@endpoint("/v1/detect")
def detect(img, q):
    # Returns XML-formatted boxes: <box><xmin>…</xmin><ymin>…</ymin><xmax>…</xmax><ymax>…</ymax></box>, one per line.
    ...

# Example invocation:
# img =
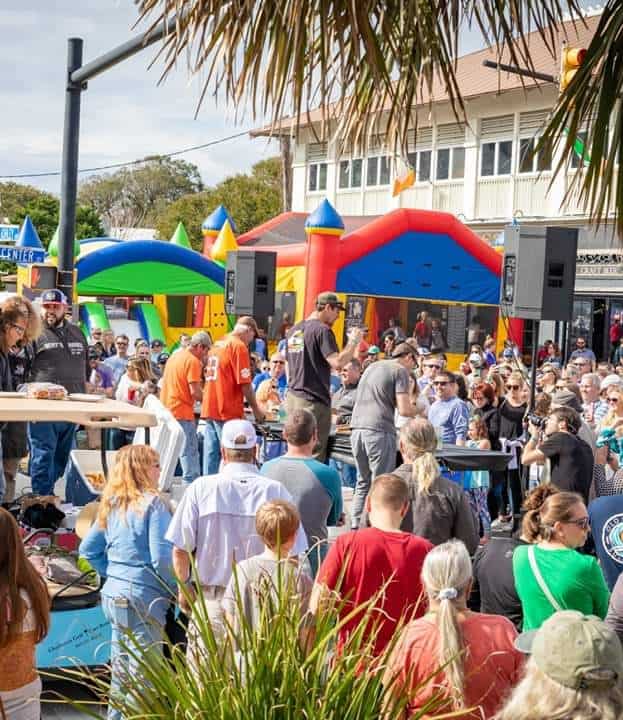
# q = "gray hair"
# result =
<box><xmin>190</xmin><ymin>331</ymin><xmax>212</xmax><ymax>348</ymax></box>
<box><xmin>582</xmin><ymin>373</ymin><xmax>601</xmax><ymax>390</ymax></box>
<box><xmin>421</xmin><ymin>541</ymin><xmax>473</xmax><ymax>708</ymax></box>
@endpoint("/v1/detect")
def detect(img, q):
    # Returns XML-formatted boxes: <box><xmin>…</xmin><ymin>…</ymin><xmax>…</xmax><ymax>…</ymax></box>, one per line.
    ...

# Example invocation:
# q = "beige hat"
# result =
<box><xmin>75</xmin><ymin>501</ymin><xmax>100</xmax><ymax>540</ymax></box>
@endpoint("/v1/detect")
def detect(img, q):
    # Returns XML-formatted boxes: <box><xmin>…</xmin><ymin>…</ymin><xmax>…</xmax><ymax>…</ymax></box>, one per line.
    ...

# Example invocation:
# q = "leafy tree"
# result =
<box><xmin>155</xmin><ymin>157</ymin><xmax>283</xmax><ymax>249</ymax></box>
<box><xmin>0</xmin><ymin>182</ymin><xmax>47</xmax><ymax>222</ymax></box>
<box><xmin>78</xmin><ymin>156</ymin><xmax>203</xmax><ymax>230</ymax></box>
<box><xmin>138</xmin><ymin>0</ymin><xmax>623</xmax><ymax>234</ymax></box>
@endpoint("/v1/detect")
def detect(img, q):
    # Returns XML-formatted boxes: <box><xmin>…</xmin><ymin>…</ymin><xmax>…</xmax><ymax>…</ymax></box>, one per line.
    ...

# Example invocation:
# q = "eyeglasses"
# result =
<box><xmin>506</xmin><ymin>384</ymin><xmax>521</xmax><ymax>390</ymax></box>
<box><xmin>10</xmin><ymin>323</ymin><xmax>26</xmax><ymax>335</ymax></box>
<box><xmin>567</xmin><ymin>516</ymin><xmax>590</xmax><ymax>530</ymax></box>
<box><xmin>116</xmin><ymin>342</ymin><xmax>128</xmax><ymax>347</ymax></box>
<box><xmin>433</xmin><ymin>380</ymin><xmax>449</xmax><ymax>386</ymax></box>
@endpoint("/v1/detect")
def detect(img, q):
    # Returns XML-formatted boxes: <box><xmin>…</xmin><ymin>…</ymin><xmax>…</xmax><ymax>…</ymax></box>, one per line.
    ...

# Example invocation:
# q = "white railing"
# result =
<box><xmin>432</xmin><ymin>181</ymin><xmax>464</xmax><ymax>214</ymax></box>
<box><xmin>475</xmin><ymin>177</ymin><xmax>513</xmax><ymax>219</ymax></box>
<box><xmin>335</xmin><ymin>192</ymin><xmax>362</xmax><ymax>215</ymax></box>
<box><xmin>513</xmin><ymin>175</ymin><xmax>555</xmax><ymax>217</ymax></box>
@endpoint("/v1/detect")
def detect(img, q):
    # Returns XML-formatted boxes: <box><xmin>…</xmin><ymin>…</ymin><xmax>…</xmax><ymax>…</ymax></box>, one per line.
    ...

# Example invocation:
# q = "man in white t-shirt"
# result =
<box><xmin>166</xmin><ymin>419</ymin><xmax>307</xmax><ymax>653</ymax></box>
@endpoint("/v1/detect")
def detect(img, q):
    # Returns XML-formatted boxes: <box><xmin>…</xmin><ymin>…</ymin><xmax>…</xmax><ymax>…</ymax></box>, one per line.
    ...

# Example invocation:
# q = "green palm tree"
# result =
<box><xmin>138</xmin><ymin>0</ymin><xmax>622</xmax><ymax>235</ymax></box>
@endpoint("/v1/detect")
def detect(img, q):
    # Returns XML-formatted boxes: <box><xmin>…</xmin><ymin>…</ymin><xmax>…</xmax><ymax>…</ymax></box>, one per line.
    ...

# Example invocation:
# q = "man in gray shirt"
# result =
<box><xmin>349</xmin><ymin>343</ymin><xmax>416</xmax><ymax>529</ymax></box>
<box><xmin>261</xmin><ymin>409</ymin><xmax>343</xmax><ymax>575</ymax></box>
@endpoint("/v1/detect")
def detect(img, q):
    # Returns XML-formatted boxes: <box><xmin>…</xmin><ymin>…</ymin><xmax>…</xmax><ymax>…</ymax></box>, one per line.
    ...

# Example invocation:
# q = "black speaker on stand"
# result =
<box><xmin>499</xmin><ymin>225</ymin><xmax>578</xmax><ymax>411</ymax></box>
<box><xmin>225</xmin><ymin>250</ymin><xmax>277</xmax><ymax>321</ymax></box>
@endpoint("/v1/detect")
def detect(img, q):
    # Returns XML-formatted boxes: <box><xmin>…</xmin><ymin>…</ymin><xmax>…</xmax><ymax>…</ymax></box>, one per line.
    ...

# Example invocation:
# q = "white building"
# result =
<box><xmin>252</xmin><ymin>12</ymin><xmax>623</xmax><ymax>358</ymax></box>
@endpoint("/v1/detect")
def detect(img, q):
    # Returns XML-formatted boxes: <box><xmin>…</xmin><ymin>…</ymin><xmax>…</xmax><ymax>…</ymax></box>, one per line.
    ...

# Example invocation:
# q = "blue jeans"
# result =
<box><xmin>102</xmin><ymin>595</ymin><xmax>164</xmax><ymax>720</ymax></box>
<box><xmin>202</xmin><ymin>419</ymin><xmax>225</xmax><ymax>476</ymax></box>
<box><xmin>28</xmin><ymin>421</ymin><xmax>76</xmax><ymax>496</ymax></box>
<box><xmin>178</xmin><ymin>419</ymin><xmax>200</xmax><ymax>483</ymax></box>
<box><xmin>329</xmin><ymin>459</ymin><xmax>357</xmax><ymax>489</ymax></box>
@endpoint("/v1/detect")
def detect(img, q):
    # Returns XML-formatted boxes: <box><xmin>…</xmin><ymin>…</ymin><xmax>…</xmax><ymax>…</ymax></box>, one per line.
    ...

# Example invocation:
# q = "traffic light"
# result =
<box><xmin>560</xmin><ymin>45</ymin><xmax>586</xmax><ymax>92</ymax></box>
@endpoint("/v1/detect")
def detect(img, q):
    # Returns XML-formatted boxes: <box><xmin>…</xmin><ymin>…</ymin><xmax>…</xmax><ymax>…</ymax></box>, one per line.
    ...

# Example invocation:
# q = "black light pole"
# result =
<box><xmin>57</xmin><ymin>14</ymin><xmax>185</xmax><ymax>305</ymax></box>
<box><xmin>57</xmin><ymin>38</ymin><xmax>84</xmax><ymax>305</ymax></box>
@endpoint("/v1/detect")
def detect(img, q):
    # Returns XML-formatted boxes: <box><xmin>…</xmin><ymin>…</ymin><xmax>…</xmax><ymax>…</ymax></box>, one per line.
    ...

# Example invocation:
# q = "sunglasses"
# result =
<box><xmin>608</xmin><ymin>397</ymin><xmax>621</xmax><ymax>404</ymax></box>
<box><xmin>116</xmin><ymin>342</ymin><xmax>128</xmax><ymax>346</ymax></box>
<box><xmin>567</xmin><ymin>516</ymin><xmax>590</xmax><ymax>530</ymax></box>
<box><xmin>506</xmin><ymin>384</ymin><xmax>521</xmax><ymax>390</ymax></box>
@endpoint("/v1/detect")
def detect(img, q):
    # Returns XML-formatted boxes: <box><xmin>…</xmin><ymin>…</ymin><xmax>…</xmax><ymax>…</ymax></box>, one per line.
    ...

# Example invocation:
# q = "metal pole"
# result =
<box><xmin>481</xmin><ymin>59</ymin><xmax>556</xmax><ymax>84</ymax></box>
<box><xmin>529</xmin><ymin>319</ymin><xmax>540</xmax><ymax>412</ymax></box>
<box><xmin>58</xmin><ymin>38</ymin><xmax>83</xmax><ymax>305</ymax></box>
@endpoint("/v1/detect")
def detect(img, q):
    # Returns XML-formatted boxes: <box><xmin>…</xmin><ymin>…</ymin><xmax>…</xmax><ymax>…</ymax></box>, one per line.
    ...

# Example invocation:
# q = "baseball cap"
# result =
<box><xmin>601</xmin><ymin>374</ymin><xmax>623</xmax><ymax>392</ymax></box>
<box><xmin>150</xmin><ymin>339</ymin><xmax>164</xmax><ymax>349</ymax></box>
<box><xmin>316</xmin><ymin>291</ymin><xmax>345</xmax><ymax>311</ymax></box>
<box><xmin>502</xmin><ymin>347</ymin><xmax>514</xmax><ymax>360</ymax></box>
<box><xmin>515</xmin><ymin>611</ymin><xmax>623</xmax><ymax>690</ymax></box>
<box><xmin>41</xmin><ymin>289</ymin><xmax>68</xmax><ymax>305</ymax></box>
<box><xmin>391</xmin><ymin>342</ymin><xmax>417</xmax><ymax>360</ymax></box>
<box><xmin>551</xmin><ymin>388</ymin><xmax>583</xmax><ymax>413</ymax></box>
<box><xmin>468</xmin><ymin>352</ymin><xmax>483</xmax><ymax>366</ymax></box>
<box><xmin>417</xmin><ymin>347</ymin><xmax>431</xmax><ymax>356</ymax></box>
<box><xmin>157</xmin><ymin>352</ymin><xmax>170</xmax><ymax>364</ymax></box>
<box><xmin>221</xmin><ymin>419</ymin><xmax>257</xmax><ymax>449</ymax></box>
<box><xmin>368</xmin><ymin>345</ymin><xmax>380</xmax><ymax>355</ymax></box>
<box><xmin>236</xmin><ymin>316</ymin><xmax>259</xmax><ymax>336</ymax></box>
<box><xmin>88</xmin><ymin>348</ymin><xmax>100</xmax><ymax>360</ymax></box>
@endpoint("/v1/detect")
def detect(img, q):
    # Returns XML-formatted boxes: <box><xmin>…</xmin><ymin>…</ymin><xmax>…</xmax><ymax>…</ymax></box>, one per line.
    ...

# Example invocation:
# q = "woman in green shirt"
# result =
<box><xmin>513</xmin><ymin>490</ymin><xmax>610</xmax><ymax>630</ymax></box>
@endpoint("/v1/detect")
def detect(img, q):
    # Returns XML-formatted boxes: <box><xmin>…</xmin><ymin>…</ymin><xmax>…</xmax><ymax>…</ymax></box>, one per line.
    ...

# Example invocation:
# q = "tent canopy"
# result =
<box><xmin>76</xmin><ymin>241</ymin><xmax>225</xmax><ymax>296</ymax></box>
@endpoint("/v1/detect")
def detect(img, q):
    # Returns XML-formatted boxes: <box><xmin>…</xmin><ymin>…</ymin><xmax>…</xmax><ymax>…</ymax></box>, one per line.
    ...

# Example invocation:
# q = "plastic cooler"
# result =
<box><xmin>65</xmin><ymin>450</ymin><xmax>118</xmax><ymax>505</ymax></box>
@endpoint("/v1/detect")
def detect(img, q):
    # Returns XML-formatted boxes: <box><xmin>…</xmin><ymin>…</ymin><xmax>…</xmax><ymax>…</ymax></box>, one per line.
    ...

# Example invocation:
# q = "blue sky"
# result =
<box><xmin>0</xmin><ymin>0</ymin><xmax>276</xmax><ymax>195</ymax></box>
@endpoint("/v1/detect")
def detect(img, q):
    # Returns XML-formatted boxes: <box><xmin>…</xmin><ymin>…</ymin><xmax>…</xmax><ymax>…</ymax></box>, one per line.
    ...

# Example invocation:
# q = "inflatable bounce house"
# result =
<box><xmin>236</xmin><ymin>199</ymin><xmax>523</xmax><ymax>365</ymax></box>
<box><xmin>12</xmin><ymin>199</ymin><xmax>521</xmax><ymax>363</ymax></box>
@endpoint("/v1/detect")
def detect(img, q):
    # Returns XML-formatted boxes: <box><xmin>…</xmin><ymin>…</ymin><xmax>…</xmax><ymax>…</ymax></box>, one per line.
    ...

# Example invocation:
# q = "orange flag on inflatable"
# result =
<box><xmin>392</xmin><ymin>168</ymin><xmax>415</xmax><ymax>197</ymax></box>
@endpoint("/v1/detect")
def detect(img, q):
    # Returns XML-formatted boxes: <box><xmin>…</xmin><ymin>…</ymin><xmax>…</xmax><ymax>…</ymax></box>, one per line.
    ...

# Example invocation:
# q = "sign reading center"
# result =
<box><xmin>0</xmin><ymin>245</ymin><xmax>46</xmax><ymax>264</ymax></box>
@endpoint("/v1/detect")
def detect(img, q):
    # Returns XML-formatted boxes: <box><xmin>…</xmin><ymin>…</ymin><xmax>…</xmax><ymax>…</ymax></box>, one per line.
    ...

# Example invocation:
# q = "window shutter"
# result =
<box><xmin>436</xmin><ymin>123</ymin><xmax>466</xmax><ymax>146</ymax></box>
<box><xmin>307</xmin><ymin>142</ymin><xmax>328</xmax><ymax>161</ymax></box>
<box><xmin>481</xmin><ymin>115</ymin><xmax>514</xmax><ymax>139</ymax></box>
<box><xmin>407</xmin><ymin>127</ymin><xmax>433</xmax><ymax>150</ymax></box>
<box><xmin>519</xmin><ymin>110</ymin><xmax>549</xmax><ymax>135</ymax></box>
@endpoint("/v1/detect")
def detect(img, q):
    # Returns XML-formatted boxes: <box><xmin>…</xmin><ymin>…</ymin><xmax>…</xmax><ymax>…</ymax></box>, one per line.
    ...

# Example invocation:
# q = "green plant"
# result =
<box><xmin>49</xmin><ymin>562</ymin><xmax>457</xmax><ymax>719</ymax></box>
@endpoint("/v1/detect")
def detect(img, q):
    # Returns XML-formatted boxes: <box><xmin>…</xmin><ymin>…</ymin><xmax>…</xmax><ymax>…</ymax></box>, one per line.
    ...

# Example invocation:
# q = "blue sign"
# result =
<box><xmin>0</xmin><ymin>224</ymin><xmax>19</xmax><ymax>242</ymax></box>
<box><xmin>0</xmin><ymin>244</ymin><xmax>46</xmax><ymax>264</ymax></box>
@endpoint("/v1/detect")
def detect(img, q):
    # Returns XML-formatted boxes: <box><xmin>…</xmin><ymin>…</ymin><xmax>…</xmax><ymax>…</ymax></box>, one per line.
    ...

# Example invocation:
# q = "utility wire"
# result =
<box><xmin>0</xmin><ymin>130</ymin><xmax>251</xmax><ymax>180</ymax></box>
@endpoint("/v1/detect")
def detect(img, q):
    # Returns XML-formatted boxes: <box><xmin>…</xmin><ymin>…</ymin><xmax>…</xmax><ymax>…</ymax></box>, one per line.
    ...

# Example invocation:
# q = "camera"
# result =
<box><xmin>526</xmin><ymin>412</ymin><xmax>545</xmax><ymax>428</ymax></box>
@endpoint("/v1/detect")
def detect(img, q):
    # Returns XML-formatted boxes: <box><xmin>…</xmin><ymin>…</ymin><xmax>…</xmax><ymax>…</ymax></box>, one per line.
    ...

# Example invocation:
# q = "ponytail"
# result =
<box><xmin>400</xmin><ymin>418</ymin><xmax>440</xmax><ymax>495</ymax></box>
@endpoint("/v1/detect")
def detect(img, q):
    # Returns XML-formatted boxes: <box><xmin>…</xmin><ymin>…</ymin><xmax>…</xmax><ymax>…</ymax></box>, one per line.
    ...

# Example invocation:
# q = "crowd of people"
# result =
<box><xmin>3</xmin><ymin>289</ymin><xmax>623</xmax><ymax>719</ymax></box>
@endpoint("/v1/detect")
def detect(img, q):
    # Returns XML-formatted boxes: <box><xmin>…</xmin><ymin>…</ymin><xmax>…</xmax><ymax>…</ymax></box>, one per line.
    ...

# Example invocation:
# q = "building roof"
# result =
<box><xmin>250</xmin><ymin>14</ymin><xmax>600</xmax><ymax>138</ymax></box>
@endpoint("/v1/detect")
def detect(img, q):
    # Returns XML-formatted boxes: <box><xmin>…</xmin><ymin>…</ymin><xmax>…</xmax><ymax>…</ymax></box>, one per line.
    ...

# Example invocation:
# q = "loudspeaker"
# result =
<box><xmin>500</xmin><ymin>225</ymin><xmax>578</xmax><ymax>321</ymax></box>
<box><xmin>225</xmin><ymin>250</ymin><xmax>277</xmax><ymax>317</ymax></box>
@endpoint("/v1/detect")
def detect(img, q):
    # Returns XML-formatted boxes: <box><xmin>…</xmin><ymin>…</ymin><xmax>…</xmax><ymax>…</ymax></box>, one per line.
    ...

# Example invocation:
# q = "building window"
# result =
<box><xmin>407</xmin><ymin>150</ymin><xmax>432</xmax><ymax>181</ymax></box>
<box><xmin>366</xmin><ymin>155</ymin><xmax>391</xmax><ymax>187</ymax></box>
<box><xmin>308</xmin><ymin>162</ymin><xmax>327</xmax><ymax>192</ymax></box>
<box><xmin>519</xmin><ymin>137</ymin><xmax>552</xmax><ymax>173</ymax></box>
<box><xmin>339</xmin><ymin>158</ymin><xmax>363</xmax><ymax>189</ymax></box>
<box><xmin>436</xmin><ymin>146</ymin><xmax>465</xmax><ymax>181</ymax></box>
<box><xmin>481</xmin><ymin>140</ymin><xmax>513</xmax><ymax>177</ymax></box>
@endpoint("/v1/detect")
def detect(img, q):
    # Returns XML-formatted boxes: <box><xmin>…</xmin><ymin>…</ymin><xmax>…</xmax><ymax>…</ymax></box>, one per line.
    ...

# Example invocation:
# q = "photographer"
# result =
<box><xmin>521</xmin><ymin>406</ymin><xmax>594</xmax><ymax>504</ymax></box>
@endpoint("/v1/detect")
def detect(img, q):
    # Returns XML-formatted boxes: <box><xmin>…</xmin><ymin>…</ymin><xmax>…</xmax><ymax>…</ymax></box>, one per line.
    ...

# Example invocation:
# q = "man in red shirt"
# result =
<box><xmin>160</xmin><ymin>331</ymin><xmax>211</xmax><ymax>483</ymax></box>
<box><xmin>310</xmin><ymin>473</ymin><xmax>433</xmax><ymax>657</ymax></box>
<box><xmin>201</xmin><ymin>316</ymin><xmax>265</xmax><ymax>475</ymax></box>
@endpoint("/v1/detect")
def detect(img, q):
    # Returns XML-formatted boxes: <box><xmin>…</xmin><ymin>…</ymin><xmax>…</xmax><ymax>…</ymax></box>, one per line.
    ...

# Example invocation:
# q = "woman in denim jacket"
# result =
<box><xmin>80</xmin><ymin>445</ymin><xmax>175</xmax><ymax>720</ymax></box>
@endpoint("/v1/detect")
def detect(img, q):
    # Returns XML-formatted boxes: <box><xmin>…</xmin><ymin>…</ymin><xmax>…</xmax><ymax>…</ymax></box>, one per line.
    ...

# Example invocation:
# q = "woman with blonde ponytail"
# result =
<box><xmin>364</xmin><ymin>418</ymin><xmax>478</xmax><ymax>552</ymax></box>
<box><xmin>385</xmin><ymin>540</ymin><xmax>523</xmax><ymax>719</ymax></box>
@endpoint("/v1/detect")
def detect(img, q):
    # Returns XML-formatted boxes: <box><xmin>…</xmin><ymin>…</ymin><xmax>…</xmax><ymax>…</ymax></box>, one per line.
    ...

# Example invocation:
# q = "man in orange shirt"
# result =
<box><xmin>161</xmin><ymin>331</ymin><xmax>212</xmax><ymax>483</ymax></box>
<box><xmin>201</xmin><ymin>316</ymin><xmax>265</xmax><ymax>475</ymax></box>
